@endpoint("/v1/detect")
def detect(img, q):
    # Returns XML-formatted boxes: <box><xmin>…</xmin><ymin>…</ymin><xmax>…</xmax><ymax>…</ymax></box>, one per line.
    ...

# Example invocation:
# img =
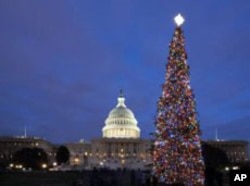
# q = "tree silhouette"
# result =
<box><xmin>13</xmin><ymin>148</ymin><xmax>48</xmax><ymax>170</ymax></box>
<box><xmin>56</xmin><ymin>146</ymin><xmax>70</xmax><ymax>165</ymax></box>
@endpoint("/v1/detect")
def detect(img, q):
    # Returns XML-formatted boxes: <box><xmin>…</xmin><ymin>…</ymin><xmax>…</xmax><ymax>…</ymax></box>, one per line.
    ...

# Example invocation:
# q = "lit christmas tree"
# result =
<box><xmin>152</xmin><ymin>14</ymin><xmax>205</xmax><ymax>185</ymax></box>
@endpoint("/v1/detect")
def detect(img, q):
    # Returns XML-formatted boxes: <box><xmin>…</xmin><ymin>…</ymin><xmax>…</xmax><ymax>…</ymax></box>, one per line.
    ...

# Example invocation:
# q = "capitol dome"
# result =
<box><xmin>102</xmin><ymin>91</ymin><xmax>140</xmax><ymax>138</ymax></box>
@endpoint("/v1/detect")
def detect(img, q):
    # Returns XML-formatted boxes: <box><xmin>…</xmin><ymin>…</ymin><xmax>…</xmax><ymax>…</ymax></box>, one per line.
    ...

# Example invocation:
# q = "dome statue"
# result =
<box><xmin>102</xmin><ymin>90</ymin><xmax>140</xmax><ymax>138</ymax></box>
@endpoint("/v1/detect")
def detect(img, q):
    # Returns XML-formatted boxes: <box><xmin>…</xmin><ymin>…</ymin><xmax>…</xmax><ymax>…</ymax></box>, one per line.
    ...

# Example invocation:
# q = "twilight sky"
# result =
<box><xmin>0</xmin><ymin>1</ymin><xmax>250</xmax><ymax>143</ymax></box>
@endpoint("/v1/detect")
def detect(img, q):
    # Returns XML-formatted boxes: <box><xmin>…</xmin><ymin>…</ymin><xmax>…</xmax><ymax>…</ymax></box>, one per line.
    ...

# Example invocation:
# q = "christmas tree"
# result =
<box><xmin>152</xmin><ymin>14</ymin><xmax>205</xmax><ymax>185</ymax></box>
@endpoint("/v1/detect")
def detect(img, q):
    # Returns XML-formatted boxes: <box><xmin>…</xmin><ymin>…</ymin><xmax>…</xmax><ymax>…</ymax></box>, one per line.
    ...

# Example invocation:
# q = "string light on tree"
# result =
<box><xmin>152</xmin><ymin>14</ymin><xmax>205</xmax><ymax>185</ymax></box>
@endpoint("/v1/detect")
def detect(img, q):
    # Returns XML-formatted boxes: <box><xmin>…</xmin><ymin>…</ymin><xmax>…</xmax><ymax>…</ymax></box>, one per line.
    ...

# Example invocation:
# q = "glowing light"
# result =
<box><xmin>74</xmin><ymin>158</ymin><xmax>79</xmax><ymax>163</ymax></box>
<box><xmin>42</xmin><ymin>163</ymin><xmax>47</xmax><ymax>169</ymax></box>
<box><xmin>232</xmin><ymin>166</ymin><xmax>239</xmax><ymax>170</ymax></box>
<box><xmin>15</xmin><ymin>164</ymin><xmax>23</xmax><ymax>169</ymax></box>
<box><xmin>174</xmin><ymin>14</ymin><xmax>185</xmax><ymax>26</ymax></box>
<box><xmin>121</xmin><ymin>159</ymin><xmax>125</xmax><ymax>164</ymax></box>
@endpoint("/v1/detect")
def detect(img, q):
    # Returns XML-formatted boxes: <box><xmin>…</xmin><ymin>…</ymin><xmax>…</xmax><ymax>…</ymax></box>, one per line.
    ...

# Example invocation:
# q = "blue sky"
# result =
<box><xmin>0</xmin><ymin>0</ymin><xmax>250</xmax><ymax>143</ymax></box>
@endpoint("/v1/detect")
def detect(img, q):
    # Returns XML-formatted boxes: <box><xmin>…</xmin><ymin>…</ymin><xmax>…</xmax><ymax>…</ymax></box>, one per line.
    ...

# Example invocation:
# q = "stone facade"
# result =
<box><xmin>88</xmin><ymin>138</ymin><xmax>151</xmax><ymax>170</ymax></box>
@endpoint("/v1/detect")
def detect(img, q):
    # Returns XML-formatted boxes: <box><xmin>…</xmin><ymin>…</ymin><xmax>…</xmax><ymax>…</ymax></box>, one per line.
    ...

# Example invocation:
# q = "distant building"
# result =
<box><xmin>204</xmin><ymin>140</ymin><xmax>248</xmax><ymax>163</ymax></box>
<box><xmin>0</xmin><ymin>136</ymin><xmax>56</xmax><ymax>165</ymax></box>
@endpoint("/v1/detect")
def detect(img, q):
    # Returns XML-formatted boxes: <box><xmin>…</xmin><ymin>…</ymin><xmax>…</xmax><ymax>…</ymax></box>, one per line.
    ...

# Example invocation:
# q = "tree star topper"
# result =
<box><xmin>174</xmin><ymin>14</ymin><xmax>185</xmax><ymax>26</ymax></box>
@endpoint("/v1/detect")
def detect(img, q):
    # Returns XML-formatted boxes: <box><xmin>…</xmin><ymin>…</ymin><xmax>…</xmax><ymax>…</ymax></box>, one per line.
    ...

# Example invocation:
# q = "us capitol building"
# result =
<box><xmin>0</xmin><ymin>91</ymin><xmax>248</xmax><ymax>170</ymax></box>
<box><xmin>65</xmin><ymin>91</ymin><xmax>152</xmax><ymax>170</ymax></box>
